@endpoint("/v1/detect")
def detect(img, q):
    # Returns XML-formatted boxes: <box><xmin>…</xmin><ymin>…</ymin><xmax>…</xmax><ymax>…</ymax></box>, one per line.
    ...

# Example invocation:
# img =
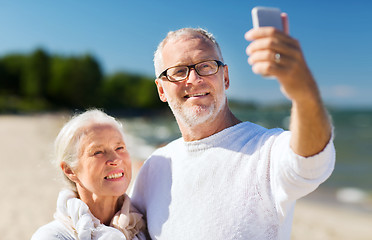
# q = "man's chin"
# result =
<box><xmin>167</xmin><ymin>100</ymin><xmax>220</xmax><ymax>126</ymax></box>
<box><xmin>179</xmin><ymin>106</ymin><xmax>215</xmax><ymax>127</ymax></box>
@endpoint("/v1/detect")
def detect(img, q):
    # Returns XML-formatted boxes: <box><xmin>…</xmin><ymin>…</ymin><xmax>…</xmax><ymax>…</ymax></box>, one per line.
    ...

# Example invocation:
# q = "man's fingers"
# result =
<box><xmin>281</xmin><ymin>13</ymin><xmax>289</xmax><ymax>35</ymax></box>
<box><xmin>246</xmin><ymin>37</ymin><xmax>299</xmax><ymax>61</ymax></box>
<box><xmin>248</xmin><ymin>50</ymin><xmax>288</xmax><ymax>66</ymax></box>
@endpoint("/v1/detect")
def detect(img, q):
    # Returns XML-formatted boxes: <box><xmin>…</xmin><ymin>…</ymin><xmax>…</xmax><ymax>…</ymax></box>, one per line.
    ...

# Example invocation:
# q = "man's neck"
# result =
<box><xmin>179</xmin><ymin>108</ymin><xmax>241</xmax><ymax>142</ymax></box>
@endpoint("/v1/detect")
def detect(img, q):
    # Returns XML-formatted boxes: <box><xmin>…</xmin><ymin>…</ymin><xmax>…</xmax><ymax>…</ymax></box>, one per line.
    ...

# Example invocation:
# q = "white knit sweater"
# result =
<box><xmin>131</xmin><ymin>121</ymin><xmax>335</xmax><ymax>240</ymax></box>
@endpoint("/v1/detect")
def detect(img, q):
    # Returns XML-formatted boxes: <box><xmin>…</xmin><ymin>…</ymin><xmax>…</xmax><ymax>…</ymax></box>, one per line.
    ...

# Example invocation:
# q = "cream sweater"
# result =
<box><xmin>131</xmin><ymin>121</ymin><xmax>335</xmax><ymax>240</ymax></box>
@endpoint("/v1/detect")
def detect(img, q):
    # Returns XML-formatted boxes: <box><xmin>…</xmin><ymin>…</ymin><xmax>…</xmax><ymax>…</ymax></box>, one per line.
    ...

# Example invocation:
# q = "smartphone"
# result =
<box><xmin>251</xmin><ymin>7</ymin><xmax>283</xmax><ymax>31</ymax></box>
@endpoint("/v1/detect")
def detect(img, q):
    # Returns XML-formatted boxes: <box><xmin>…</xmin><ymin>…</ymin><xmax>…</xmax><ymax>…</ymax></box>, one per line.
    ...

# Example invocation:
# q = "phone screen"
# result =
<box><xmin>252</xmin><ymin>7</ymin><xmax>283</xmax><ymax>31</ymax></box>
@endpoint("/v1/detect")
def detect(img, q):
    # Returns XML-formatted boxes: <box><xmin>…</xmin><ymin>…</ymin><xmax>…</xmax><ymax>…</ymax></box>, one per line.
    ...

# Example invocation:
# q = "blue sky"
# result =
<box><xmin>1</xmin><ymin>0</ymin><xmax>371</xmax><ymax>108</ymax></box>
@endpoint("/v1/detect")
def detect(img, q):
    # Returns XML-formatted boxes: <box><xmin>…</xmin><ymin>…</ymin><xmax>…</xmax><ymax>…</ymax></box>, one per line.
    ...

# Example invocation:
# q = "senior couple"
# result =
<box><xmin>32</xmin><ymin>14</ymin><xmax>335</xmax><ymax>240</ymax></box>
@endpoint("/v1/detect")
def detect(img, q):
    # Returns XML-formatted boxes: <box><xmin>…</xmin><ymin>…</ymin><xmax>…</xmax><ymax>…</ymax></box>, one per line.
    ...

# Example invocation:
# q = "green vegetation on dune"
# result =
<box><xmin>0</xmin><ymin>48</ymin><xmax>166</xmax><ymax>113</ymax></box>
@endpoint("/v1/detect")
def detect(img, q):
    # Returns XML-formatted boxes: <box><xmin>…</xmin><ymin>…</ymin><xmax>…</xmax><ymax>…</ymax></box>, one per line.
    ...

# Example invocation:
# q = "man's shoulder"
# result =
<box><xmin>233</xmin><ymin>121</ymin><xmax>285</xmax><ymax>139</ymax></box>
<box><xmin>152</xmin><ymin>137</ymin><xmax>183</xmax><ymax>155</ymax></box>
<box><xmin>31</xmin><ymin>220</ymin><xmax>75</xmax><ymax>240</ymax></box>
<box><xmin>139</xmin><ymin>137</ymin><xmax>182</xmax><ymax>170</ymax></box>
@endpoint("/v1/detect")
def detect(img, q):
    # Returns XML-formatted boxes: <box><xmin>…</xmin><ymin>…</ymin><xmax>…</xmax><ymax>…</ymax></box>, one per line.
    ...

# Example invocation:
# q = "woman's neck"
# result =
<box><xmin>78</xmin><ymin>190</ymin><xmax>122</xmax><ymax>226</ymax></box>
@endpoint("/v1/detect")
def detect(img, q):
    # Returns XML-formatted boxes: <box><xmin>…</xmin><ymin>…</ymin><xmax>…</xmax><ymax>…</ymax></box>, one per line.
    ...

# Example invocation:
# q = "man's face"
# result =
<box><xmin>155</xmin><ymin>35</ymin><xmax>230</xmax><ymax>127</ymax></box>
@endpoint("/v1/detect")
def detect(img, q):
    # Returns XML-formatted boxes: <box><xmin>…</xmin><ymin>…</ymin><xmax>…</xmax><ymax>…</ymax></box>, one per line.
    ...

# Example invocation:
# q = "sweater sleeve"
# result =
<box><xmin>269</xmin><ymin>131</ymin><xmax>336</xmax><ymax>221</ymax></box>
<box><xmin>129</xmin><ymin>160</ymin><xmax>149</xmax><ymax>217</ymax></box>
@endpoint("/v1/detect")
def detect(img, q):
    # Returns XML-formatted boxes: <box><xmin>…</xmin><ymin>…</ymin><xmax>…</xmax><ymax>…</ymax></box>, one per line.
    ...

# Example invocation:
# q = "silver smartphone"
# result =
<box><xmin>251</xmin><ymin>7</ymin><xmax>283</xmax><ymax>31</ymax></box>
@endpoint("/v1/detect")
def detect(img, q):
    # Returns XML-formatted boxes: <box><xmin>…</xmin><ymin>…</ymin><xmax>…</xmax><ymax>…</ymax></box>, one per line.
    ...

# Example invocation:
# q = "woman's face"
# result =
<box><xmin>73</xmin><ymin>123</ymin><xmax>132</xmax><ymax>198</ymax></box>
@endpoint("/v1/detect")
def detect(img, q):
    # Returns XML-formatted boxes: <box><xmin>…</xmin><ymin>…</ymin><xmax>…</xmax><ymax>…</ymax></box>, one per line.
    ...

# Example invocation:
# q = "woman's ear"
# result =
<box><xmin>61</xmin><ymin>162</ymin><xmax>78</xmax><ymax>182</ymax></box>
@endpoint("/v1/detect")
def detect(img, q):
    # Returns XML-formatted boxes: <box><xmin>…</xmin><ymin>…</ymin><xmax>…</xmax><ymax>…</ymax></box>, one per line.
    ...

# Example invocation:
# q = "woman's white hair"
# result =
<box><xmin>153</xmin><ymin>27</ymin><xmax>224</xmax><ymax>78</ymax></box>
<box><xmin>54</xmin><ymin>109</ymin><xmax>125</xmax><ymax>191</ymax></box>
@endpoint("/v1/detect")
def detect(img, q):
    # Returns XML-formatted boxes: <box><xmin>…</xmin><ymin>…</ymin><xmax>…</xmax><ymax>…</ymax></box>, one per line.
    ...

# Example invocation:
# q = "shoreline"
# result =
<box><xmin>292</xmin><ymin>198</ymin><xmax>372</xmax><ymax>240</ymax></box>
<box><xmin>1</xmin><ymin>113</ymin><xmax>372</xmax><ymax>240</ymax></box>
<box><xmin>301</xmin><ymin>186</ymin><xmax>372</xmax><ymax>214</ymax></box>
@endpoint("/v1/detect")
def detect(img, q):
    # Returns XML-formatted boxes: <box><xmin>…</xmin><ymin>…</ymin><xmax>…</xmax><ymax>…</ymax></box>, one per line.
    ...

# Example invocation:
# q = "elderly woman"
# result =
<box><xmin>32</xmin><ymin>109</ymin><xmax>147</xmax><ymax>240</ymax></box>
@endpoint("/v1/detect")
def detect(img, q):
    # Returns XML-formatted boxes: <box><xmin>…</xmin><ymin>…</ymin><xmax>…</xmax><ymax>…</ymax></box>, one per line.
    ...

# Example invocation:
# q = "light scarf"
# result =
<box><xmin>54</xmin><ymin>189</ymin><xmax>146</xmax><ymax>240</ymax></box>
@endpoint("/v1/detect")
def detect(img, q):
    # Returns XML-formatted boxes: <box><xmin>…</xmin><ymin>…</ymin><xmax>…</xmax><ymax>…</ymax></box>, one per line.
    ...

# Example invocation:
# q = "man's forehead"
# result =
<box><xmin>166</xmin><ymin>33</ymin><xmax>214</xmax><ymax>48</ymax></box>
<box><xmin>163</xmin><ymin>35</ymin><xmax>219</xmax><ymax>62</ymax></box>
<box><xmin>158</xmin><ymin>31</ymin><xmax>223</xmax><ymax>73</ymax></box>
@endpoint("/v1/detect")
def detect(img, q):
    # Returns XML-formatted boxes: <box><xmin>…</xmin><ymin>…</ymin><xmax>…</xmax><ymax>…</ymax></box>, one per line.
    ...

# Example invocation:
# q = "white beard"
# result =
<box><xmin>165</xmin><ymin>91</ymin><xmax>227</xmax><ymax>128</ymax></box>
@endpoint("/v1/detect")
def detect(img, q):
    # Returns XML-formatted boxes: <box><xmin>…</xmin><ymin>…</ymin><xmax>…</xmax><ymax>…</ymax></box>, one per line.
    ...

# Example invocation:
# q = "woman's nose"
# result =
<box><xmin>106</xmin><ymin>152</ymin><xmax>120</xmax><ymax>166</ymax></box>
<box><xmin>107</xmin><ymin>160</ymin><xmax>118</xmax><ymax>166</ymax></box>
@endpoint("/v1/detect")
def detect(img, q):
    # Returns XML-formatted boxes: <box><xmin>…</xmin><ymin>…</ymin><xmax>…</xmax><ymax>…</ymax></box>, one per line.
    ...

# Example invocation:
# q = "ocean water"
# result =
<box><xmin>233</xmin><ymin>108</ymin><xmax>372</xmax><ymax>194</ymax></box>
<box><xmin>327</xmin><ymin>110</ymin><xmax>372</xmax><ymax>192</ymax></box>
<box><xmin>120</xmin><ymin>108</ymin><xmax>372</xmax><ymax>200</ymax></box>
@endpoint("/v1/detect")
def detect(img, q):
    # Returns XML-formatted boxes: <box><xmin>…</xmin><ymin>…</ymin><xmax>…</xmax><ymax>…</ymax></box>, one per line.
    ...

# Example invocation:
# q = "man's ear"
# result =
<box><xmin>223</xmin><ymin>65</ymin><xmax>230</xmax><ymax>90</ymax></box>
<box><xmin>155</xmin><ymin>78</ymin><xmax>167</xmax><ymax>102</ymax></box>
<box><xmin>61</xmin><ymin>162</ymin><xmax>78</xmax><ymax>183</ymax></box>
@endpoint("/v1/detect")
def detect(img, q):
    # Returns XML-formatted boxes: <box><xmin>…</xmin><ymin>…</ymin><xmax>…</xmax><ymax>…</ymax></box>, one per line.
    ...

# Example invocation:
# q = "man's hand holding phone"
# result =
<box><xmin>245</xmin><ymin>6</ymin><xmax>317</xmax><ymax>103</ymax></box>
<box><xmin>246</xmin><ymin>7</ymin><xmax>332</xmax><ymax>158</ymax></box>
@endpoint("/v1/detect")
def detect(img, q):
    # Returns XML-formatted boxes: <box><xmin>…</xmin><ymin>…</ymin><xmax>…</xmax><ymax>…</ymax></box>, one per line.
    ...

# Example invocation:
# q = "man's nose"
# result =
<box><xmin>186</xmin><ymin>68</ymin><xmax>202</xmax><ymax>83</ymax></box>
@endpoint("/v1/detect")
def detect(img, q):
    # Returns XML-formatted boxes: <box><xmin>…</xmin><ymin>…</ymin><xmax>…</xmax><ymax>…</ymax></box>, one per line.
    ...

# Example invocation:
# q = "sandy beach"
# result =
<box><xmin>1</xmin><ymin>114</ymin><xmax>371</xmax><ymax>240</ymax></box>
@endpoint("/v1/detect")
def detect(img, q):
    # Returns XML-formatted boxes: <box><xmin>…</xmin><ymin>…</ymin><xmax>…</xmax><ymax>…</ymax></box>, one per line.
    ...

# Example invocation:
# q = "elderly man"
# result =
<box><xmin>131</xmin><ymin>17</ymin><xmax>335</xmax><ymax>240</ymax></box>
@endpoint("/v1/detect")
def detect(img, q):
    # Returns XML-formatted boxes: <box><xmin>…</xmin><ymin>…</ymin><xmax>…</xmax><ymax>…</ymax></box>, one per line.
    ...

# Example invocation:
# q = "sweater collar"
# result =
<box><xmin>182</xmin><ymin>122</ymin><xmax>252</xmax><ymax>152</ymax></box>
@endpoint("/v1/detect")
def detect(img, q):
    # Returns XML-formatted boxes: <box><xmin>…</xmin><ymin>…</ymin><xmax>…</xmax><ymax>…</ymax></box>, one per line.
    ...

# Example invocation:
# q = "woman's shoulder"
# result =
<box><xmin>31</xmin><ymin>220</ymin><xmax>75</xmax><ymax>240</ymax></box>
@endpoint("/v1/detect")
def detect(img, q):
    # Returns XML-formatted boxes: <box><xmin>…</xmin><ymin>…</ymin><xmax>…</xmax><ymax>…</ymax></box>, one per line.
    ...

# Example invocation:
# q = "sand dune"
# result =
<box><xmin>1</xmin><ymin>114</ymin><xmax>371</xmax><ymax>240</ymax></box>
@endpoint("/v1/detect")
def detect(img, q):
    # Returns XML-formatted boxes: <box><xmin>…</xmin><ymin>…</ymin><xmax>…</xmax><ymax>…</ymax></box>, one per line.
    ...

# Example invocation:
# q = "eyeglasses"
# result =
<box><xmin>158</xmin><ymin>60</ymin><xmax>225</xmax><ymax>82</ymax></box>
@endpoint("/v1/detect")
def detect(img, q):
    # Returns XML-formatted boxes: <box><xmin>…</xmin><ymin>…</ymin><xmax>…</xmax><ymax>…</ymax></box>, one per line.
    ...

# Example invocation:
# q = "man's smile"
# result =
<box><xmin>184</xmin><ymin>92</ymin><xmax>210</xmax><ymax>99</ymax></box>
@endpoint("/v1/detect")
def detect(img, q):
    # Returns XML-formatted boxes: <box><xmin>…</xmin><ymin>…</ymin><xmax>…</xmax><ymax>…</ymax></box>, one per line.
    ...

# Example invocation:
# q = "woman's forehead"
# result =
<box><xmin>80</xmin><ymin>124</ymin><xmax>124</xmax><ymax>144</ymax></box>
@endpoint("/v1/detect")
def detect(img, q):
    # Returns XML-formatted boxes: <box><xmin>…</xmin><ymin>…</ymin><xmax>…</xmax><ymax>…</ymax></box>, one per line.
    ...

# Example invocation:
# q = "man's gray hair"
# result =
<box><xmin>153</xmin><ymin>27</ymin><xmax>224</xmax><ymax>77</ymax></box>
<box><xmin>53</xmin><ymin>109</ymin><xmax>125</xmax><ymax>192</ymax></box>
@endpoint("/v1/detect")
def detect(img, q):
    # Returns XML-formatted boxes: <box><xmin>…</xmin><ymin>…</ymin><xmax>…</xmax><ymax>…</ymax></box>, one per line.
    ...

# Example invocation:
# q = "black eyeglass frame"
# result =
<box><xmin>158</xmin><ymin>60</ymin><xmax>225</xmax><ymax>82</ymax></box>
